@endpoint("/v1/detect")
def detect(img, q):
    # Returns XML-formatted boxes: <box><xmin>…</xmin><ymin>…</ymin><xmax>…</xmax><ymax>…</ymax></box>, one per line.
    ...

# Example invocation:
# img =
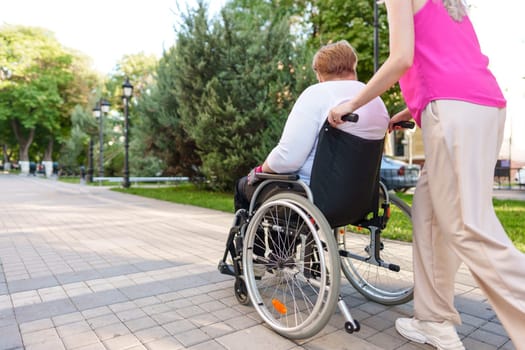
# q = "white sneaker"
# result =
<box><xmin>395</xmin><ymin>318</ymin><xmax>465</xmax><ymax>350</ymax></box>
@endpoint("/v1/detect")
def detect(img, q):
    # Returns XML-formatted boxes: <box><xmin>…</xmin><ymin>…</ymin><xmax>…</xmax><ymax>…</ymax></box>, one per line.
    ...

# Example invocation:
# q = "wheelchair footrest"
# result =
<box><xmin>218</xmin><ymin>260</ymin><xmax>236</xmax><ymax>276</ymax></box>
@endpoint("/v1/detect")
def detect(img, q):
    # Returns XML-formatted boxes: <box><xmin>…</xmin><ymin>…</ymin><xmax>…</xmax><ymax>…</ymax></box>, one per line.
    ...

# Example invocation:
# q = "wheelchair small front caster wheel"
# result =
<box><xmin>234</xmin><ymin>278</ymin><xmax>250</xmax><ymax>305</ymax></box>
<box><xmin>344</xmin><ymin>320</ymin><xmax>360</xmax><ymax>333</ymax></box>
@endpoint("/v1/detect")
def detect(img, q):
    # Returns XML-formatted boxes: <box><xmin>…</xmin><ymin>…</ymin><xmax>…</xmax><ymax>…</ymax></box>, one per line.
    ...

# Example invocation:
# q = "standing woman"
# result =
<box><xmin>328</xmin><ymin>0</ymin><xmax>525</xmax><ymax>349</ymax></box>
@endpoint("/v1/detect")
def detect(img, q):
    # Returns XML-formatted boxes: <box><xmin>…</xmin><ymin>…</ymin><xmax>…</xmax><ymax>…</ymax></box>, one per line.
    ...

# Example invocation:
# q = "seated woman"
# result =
<box><xmin>235</xmin><ymin>40</ymin><xmax>390</xmax><ymax>211</ymax></box>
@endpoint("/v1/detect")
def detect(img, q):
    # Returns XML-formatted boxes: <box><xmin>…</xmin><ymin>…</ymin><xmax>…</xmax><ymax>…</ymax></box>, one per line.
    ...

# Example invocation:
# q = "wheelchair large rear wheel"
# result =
<box><xmin>243</xmin><ymin>193</ymin><xmax>341</xmax><ymax>339</ymax></box>
<box><xmin>339</xmin><ymin>190</ymin><xmax>414</xmax><ymax>305</ymax></box>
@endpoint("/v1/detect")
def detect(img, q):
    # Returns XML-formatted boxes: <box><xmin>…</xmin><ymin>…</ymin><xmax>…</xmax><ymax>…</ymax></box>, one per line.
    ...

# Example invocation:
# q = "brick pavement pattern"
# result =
<box><xmin>0</xmin><ymin>175</ymin><xmax>516</xmax><ymax>350</ymax></box>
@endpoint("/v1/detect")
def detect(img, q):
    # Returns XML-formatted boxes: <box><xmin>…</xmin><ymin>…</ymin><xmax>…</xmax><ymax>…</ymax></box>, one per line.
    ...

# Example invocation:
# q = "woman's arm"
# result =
<box><xmin>262</xmin><ymin>88</ymin><xmax>322</xmax><ymax>174</ymax></box>
<box><xmin>328</xmin><ymin>0</ymin><xmax>415</xmax><ymax>125</ymax></box>
<box><xmin>261</xmin><ymin>161</ymin><xmax>274</xmax><ymax>173</ymax></box>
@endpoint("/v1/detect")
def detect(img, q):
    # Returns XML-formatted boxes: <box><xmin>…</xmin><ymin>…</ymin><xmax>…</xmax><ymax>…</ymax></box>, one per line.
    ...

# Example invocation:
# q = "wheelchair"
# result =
<box><xmin>218</xmin><ymin>117</ymin><xmax>415</xmax><ymax>340</ymax></box>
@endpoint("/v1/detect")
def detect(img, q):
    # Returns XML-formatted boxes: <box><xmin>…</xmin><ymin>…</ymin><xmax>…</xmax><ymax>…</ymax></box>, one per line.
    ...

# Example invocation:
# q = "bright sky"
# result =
<box><xmin>2</xmin><ymin>0</ymin><xmax>524</xmax><ymax>161</ymax></box>
<box><xmin>1</xmin><ymin>0</ymin><xmax>226</xmax><ymax>73</ymax></box>
<box><xmin>469</xmin><ymin>0</ymin><xmax>525</xmax><ymax>162</ymax></box>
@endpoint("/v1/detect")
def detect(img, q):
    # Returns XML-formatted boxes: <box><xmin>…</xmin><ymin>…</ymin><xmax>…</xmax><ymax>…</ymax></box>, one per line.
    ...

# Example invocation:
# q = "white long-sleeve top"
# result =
<box><xmin>266</xmin><ymin>80</ymin><xmax>389</xmax><ymax>185</ymax></box>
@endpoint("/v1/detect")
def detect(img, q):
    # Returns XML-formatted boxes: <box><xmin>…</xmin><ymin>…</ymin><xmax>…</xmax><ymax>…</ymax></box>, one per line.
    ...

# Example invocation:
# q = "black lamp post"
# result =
<box><xmin>87</xmin><ymin>137</ymin><xmax>94</xmax><ymax>183</ymax></box>
<box><xmin>91</xmin><ymin>104</ymin><xmax>101</xmax><ymax>178</ymax></box>
<box><xmin>1</xmin><ymin>67</ymin><xmax>12</xmax><ymax>171</ymax></box>
<box><xmin>122</xmin><ymin>77</ymin><xmax>134</xmax><ymax>188</ymax></box>
<box><xmin>373</xmin><ymin>1</ymin><xmax>379</xmax><ymax>73</ymax></box>
<box><xmin>92</xmin><ymin>99</ymin><xmax>110</xmax><ymax>177</ymax></box>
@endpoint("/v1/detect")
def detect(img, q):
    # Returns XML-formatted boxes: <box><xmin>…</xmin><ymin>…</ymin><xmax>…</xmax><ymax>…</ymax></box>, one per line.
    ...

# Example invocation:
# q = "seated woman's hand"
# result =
<box><xmin>247</xmin><ymin>165</ymin><xmax>263</xmax><ymax>185</ymax></box>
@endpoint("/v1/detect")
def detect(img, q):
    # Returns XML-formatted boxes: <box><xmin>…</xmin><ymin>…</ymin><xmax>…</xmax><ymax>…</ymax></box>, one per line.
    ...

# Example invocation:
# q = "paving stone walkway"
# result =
<box><xmin>0</xmin><ymin>174</ymin><xmax>517</xmax><ymax>350</ymax></box>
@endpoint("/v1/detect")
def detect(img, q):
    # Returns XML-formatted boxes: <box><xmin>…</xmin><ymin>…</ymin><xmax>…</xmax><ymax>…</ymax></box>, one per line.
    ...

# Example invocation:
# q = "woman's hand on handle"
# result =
<box><xmin>328</xmin><ymin>100</ymin><xmax>355</xmax><ymax>127</ymax></box>
<box><xmin>388</xmin><ymin>108</ymin><xmax>413</xmax><ymax>133</ymax></box>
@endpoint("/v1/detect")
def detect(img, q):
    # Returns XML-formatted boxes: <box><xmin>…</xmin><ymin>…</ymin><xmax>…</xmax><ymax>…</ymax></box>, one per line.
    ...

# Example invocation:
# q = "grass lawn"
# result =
<box><xmin>395</xmin><ymin>193</ymin><xmax>525</xmax><ymax>252</ymax></box>
<box><xmin>58</xmin><ymin>176</ymin><xmax>82</xmax><ymax>184</ymax></box>
<box><xmin>112</xmin><ymin>184</ymin><xmax>524</xmax><ymax>252</ymax></box>
<box><xmin>113</xmin><ymin>183</ymin><xmax>234</xmax><ymax>213</ymax></box>
<box><xmin>492</xmin><ymin>198</ymin><xmax>525</xmax><ymax>252</ymax></box>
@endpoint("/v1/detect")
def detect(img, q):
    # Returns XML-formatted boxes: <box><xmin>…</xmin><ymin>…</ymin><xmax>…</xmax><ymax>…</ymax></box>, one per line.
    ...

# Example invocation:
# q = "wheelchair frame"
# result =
<box><xmin>218</xmin><ymin>174</ymin><xmax>414</xmax><ymax>339</ymax></box>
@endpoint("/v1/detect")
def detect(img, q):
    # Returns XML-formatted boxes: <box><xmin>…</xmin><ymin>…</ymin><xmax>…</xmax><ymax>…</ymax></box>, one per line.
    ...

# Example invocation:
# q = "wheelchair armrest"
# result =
<box><xmin>256</xmin><ymin>173</ymin><xmax>299</xmax><ymax>181</ymax></box>
<box><xmin>248</xmin><ymin>173</ymin><xmax>312</xmax><ymax>214</ymax></box>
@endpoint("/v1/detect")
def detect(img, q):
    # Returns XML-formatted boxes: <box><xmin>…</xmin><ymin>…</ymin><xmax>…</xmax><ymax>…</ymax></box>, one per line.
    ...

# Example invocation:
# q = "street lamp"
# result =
<box><xmin>121</xmin><ymin>77</ymin><xmax>134</xmax><ymax>188</ymax></box>
<box><xmin>1</xmin><ymin>67</ymin><xmax>12</xmax><ymax>171</ymax></box>
<box><xmin>92</xmin><ymin>99</ymin><xmax>110</xmax><ymax>178</ymax></box>
<box><xmin>373</xmin><ymin>1</ymin><xmax>379</xmax><ymax>73</ymax></box>
<box><xmin>87</xmin><ymin>137</ymin><xmax>94</xmax><ymax>183</ymax></box>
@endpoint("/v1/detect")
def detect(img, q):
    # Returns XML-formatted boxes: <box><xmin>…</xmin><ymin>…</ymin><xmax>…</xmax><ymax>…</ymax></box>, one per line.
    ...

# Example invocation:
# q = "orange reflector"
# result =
<box><xmin>272</xmin><ymin>299</ymin><xmax>287</xmax><ymax>314</ymax></box>
<box><xmin>339</xmin><ymin>228</ymin><xmax>344</xmax><ymax>235</ymax></box>
<box><xmin>387</xmin><ymin>207</ymin><xmax>391</xmax><ymax>218</ymax></box>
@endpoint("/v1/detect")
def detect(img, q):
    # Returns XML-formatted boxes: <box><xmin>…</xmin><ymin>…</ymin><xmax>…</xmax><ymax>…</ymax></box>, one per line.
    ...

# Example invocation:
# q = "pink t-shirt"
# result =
<box><xmin>399</xmin><ymin>0</ymin><xmax>506</xmax><ymax>127</ymax></box>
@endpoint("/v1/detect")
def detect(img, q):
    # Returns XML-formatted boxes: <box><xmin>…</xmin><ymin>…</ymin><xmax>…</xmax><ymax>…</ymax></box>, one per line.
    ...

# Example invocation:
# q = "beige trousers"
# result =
<box><xmin>412</xmin><ymin>100</ymin><xmax>525</xmax><ymax>347</ymax></box>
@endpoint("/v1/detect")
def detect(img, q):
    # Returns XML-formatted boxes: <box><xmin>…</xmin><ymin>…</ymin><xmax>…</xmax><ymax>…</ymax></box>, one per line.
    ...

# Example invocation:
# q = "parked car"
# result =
<box><xmin>515</xmin><ymin>167</ymin><xmax>525</xmax><ymax>187</ymax></box>
<box><xmin>380</xmin><ymin>155</ymin><xmax>421</xmax><ymax>192</ymax></box>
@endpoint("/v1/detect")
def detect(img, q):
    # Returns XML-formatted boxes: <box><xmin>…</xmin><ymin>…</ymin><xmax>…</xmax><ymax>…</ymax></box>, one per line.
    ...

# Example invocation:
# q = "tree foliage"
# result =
<box><xmin>0</xmin><ymin>25</ymin><xmax>97</xmax><ymax>164</ymax></box>
<box><xmin>1</xmin><ymin>0</ymin><xmax>408</xmax><ymax>184</ymax></box>
<box><xmin>304</xmin><ymin>0</ymin><xmax>405</xmax><ymax>114</ymax></box>
<box><xmin>167</xmin><ymin>0</ymin><xmax>314</xmax><ymax>189</ymax></box>
<box><xmin>131</xmin><ymin>47</ymin><xmax>201</xmax><ymax>178</ymax></box>
<box><xmin>124</xmin><ymin>0</ymin><xmax>402</xmax><ymax>189</ymax></box>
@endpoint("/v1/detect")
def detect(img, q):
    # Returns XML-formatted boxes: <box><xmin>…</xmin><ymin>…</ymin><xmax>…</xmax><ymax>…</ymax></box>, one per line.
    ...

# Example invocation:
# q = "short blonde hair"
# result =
<box><xmin>312</xmin><ymin>40</ymin><xmax>358</xmax><ymax>78</ymax></box>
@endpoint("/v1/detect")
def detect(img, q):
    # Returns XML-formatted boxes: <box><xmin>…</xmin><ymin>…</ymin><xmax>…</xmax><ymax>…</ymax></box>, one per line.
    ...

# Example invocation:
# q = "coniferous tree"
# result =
<box><xmin>173</xmin><ymin>0</ymin><xmax>314</xmax><ymax>190</ymax></box>
<box><xmin>131</xmin><ymin>47</ymin><xmax>202</xmax><ymax>178</ymax></box>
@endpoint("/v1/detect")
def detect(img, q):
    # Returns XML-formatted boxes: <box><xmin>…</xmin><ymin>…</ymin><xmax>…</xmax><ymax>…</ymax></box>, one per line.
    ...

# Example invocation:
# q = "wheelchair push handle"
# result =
<box><xmin>340</xmin><ymin>114</ymin><xmax>414</xmax><ymax>129</ymax></box>
<box><xmin>392</xmin><ymin>121</ymin><xmax>415</xmax><ymax>129</ymax></box>
<box><xmin>342</xmin><ymin>113</ymin><xmax>359</xmax><ymax>123</ymax></box>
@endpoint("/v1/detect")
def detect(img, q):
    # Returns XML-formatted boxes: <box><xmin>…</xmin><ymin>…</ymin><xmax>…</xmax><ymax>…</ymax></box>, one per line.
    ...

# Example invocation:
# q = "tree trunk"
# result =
<box><xmin>2</xmin><ymin>144</ymin><xmax>8</xmax><ymax>163</ymax></box>
<box><xmin>43</xmin><ymin>138</ymin><xmax>54</xmax><ymax>177</ymax></box>
<box><xmin>43</xmin><ymin>138</ymin><xmax>53</xmax><ymax>161</ymax></box>
<box><xmin>11</xmin><ymin>119</ymin><xmax>35</xmax><ymax>162</ymax></box>
<box><xmin>11</xmin><ymin>119</ymin><xmax>35</xmax><ymax>174</ymax></box>
<box><xmin>2</xmin><ymin>144</ymin><xmax>12</xmax><ymax>171</ymax></box>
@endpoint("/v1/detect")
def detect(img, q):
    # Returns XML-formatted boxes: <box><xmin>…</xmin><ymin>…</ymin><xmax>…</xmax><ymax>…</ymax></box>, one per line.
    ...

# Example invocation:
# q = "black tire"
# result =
<box><xmin>234</xmin><ymin>278</ymin><xmax>250</xmax><ymax>305</ymax></box>
<box><xmin>344</xmin><ymin>320</ymin><xmax>360</xmax><ymax>333</ymax></box>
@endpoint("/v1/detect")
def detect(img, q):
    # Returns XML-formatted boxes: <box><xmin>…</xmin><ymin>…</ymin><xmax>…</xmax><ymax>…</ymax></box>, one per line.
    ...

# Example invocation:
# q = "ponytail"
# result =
<box><xmin>443</xmin><ymin>0</ymin><xmax>467</xmax><ymax>21</ymax></box>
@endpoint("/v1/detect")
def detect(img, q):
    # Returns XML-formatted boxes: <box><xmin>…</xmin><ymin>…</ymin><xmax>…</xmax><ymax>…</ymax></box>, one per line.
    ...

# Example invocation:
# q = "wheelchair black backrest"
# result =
<box><xmin>310</xmin><ymin>122</ymin><xmax>384</xmax><ymax>228</ymax></box>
